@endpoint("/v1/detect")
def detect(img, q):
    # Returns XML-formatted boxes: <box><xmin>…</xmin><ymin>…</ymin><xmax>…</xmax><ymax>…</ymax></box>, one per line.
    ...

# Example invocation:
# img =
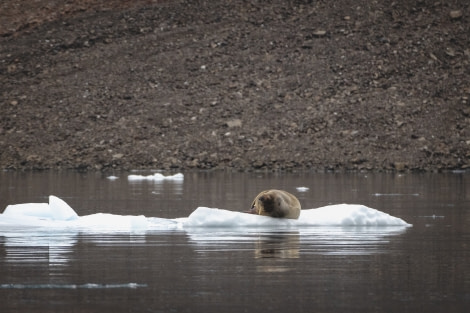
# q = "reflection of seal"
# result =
<box><xmin>247</xmin><ymin>190</ymin><xmax>301</xmax><ymax>219</ymax></box>
<box><xmin>255</xmin><ymin>232</ymin><xmax>300</xmax><ymax>260</ymax></box>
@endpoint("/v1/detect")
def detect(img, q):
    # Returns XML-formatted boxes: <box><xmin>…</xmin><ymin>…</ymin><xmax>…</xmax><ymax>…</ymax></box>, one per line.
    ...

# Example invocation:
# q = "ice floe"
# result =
<box><xmin>0</xmin><ymin>195</ymin><xmax>411</xmax><ymax>232</ymax></box>
<box><xmin>127</xmin><ymin>173</ymin><xmax>184</xmax><ymax>182</ymax></box>
<box><xmin>2</xmin><ymin>196</ymin><xmax>78</xmax><ymax>222</ymax></box>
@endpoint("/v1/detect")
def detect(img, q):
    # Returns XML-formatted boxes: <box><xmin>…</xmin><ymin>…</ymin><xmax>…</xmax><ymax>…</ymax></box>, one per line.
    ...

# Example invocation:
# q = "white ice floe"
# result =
<box><xmin>296</xmin><ymin>186</ymin><xmax>309</xmax><ymax>192</ymax></box>
<box><xmin>297</xmin><ymin>204</ymin><xmax>409</xmax><ymax>226</ymax></box>
<box><xmin>0</xmin><ymin>195</ymin><xmax>411</xmax><ymax>232</ymax></box>
<box><xmin>181</xmin><ymin>204</ymin><xmax>409</xmax><ymax>227</ymax></box>
<box><xmin>78</xmin><ymin>213</ymin><xmax>149</xmax><ymax>231</ymax></box>
<box><xmin>127</xmin><ymin>173</ymin><xmax>184</xmax><ymax>182</ymax></box>
<box><xmin>2</xmin><ymin>196</ymin><xmax>78</xmax><ymax>222</ymax></box>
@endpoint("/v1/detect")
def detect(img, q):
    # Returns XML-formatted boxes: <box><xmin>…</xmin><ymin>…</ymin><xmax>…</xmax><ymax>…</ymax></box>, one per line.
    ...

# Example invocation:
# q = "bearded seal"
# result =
<box><xmin>247</xmin><ymin>190</ymin><xmax>301</xmax><ymax>219</ymax></box>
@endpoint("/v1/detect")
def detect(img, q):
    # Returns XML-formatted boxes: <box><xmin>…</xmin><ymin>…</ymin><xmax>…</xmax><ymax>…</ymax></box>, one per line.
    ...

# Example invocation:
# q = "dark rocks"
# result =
<box><xmin>0</xmin><ymin>0</ymin><xmax>469</xmax><ymax>172</ymax></box>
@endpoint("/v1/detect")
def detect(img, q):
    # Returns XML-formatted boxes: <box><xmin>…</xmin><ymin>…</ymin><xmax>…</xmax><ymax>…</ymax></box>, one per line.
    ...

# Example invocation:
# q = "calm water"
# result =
<box><xmin>0</xmin><ymin>171</ymin><xmax>469</xmax><ymax>313</ymax></box>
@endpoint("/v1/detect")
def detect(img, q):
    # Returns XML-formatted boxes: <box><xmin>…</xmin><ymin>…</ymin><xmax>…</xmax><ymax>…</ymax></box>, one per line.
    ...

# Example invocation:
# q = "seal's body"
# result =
<box><xmin>248</xmin><ymin>190</ymin><xmax>301</xmax><ymax>219</ymax></box>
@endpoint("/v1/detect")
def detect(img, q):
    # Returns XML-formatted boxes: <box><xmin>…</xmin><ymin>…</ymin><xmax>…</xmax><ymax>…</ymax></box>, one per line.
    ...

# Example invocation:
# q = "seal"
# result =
<box><xmin>247</xmin><ymin>189</ymin><xmax>301</xmax><ymax>219</ymax></box>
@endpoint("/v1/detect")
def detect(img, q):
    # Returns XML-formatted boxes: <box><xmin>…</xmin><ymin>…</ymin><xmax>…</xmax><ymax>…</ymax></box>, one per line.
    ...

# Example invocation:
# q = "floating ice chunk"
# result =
<box><xmin>3</xmin><ymin>202</ymin><xmax>51</xmax><ymax>219</ymax></box>
<box><xmin>77</xmin><ymin>213</ymin><xmax>148</xmax><ymax>231</ymax></box>
<box><xmin>147</xmin><ymin>217</ymin><xmax>181</xmax><ymax>230</ymax></box>
<box><xmin>127</xmin><ymin>173</ymin><xmax>184</xmax><ymax>182</ymax></box>
<box><xmin>2</xmin><ymin>196</ymin><xmax>78</xmax><ymax>221</ymax></box>
<box><xmin>183</xmin><ymin>207</ymin><xmax>298</xmax><ymax>228</ymax></box>
<box><xmin>297</xmin><ymin>204</ymin><xmax>410</xmax><ymax>226</ymax></box>
<box><xmin>0</xmin><ymin>196</ymin><xmax>146</xmax><ymax>231</ymax></box>
<box><xmin>49</xmin><ymin>196</ymin><xmax>79</xmax><ymax>221</ymax></box>
<box><xmin>296</xmin><ymin>186</ymin><xmax>309</xmax><ymax>192</ymax></box>
<box><xmin>107</xmin><ymin>175</ymin><xmax>119</xmax><ymax>180</ymax></box>
<box><xmin>183</xmin><ymin>205</ymin><xmax>410</xmax><ymax>228</ymax></box>
<box><xmin>0</xmin><ymin>196</ymin><xmax>410</xmax><ymax>231</ymax></box>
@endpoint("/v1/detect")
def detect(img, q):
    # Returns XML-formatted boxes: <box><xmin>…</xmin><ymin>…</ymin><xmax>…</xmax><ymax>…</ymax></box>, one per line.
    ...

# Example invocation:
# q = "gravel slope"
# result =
<box><xmin>1</xmin><ymin>0</ymin><xmax>469</xmax><ymax>171</ymax></box>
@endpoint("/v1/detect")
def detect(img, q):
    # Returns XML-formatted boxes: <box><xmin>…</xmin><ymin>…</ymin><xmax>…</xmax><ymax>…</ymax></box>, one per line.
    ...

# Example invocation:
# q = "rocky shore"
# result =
<box><xmin>1</xmin><ymin>0</ymin><xmax>469</xmax><ymax>172</ymax></box>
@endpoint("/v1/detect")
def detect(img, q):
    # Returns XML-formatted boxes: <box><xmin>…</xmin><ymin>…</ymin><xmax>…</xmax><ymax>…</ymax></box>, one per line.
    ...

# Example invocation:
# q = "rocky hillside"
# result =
<box><xmin>1</xmin><ymin>0</ymin><xmax>469</xmax><ymax>171</ymax></box>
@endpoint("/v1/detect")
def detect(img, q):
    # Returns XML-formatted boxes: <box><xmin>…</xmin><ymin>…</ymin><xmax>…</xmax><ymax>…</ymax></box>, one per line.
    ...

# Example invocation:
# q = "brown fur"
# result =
<box><xmin>247</xmin><ymin>189</ymin><xmax>301</xmax><ymax>219</ymax></box>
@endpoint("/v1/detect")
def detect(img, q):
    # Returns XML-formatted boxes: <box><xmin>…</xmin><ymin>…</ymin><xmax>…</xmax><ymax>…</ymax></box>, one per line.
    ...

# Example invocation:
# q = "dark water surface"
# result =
<box><xmin>0</xmin><ymin>171</ymin><xmax>469</xmax><ymax>313</ymax></box>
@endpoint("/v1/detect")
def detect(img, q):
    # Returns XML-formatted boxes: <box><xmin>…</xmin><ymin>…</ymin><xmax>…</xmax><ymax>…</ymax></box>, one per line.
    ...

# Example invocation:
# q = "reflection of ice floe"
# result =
<box><xmin>186</xmin><ymin>225</ymin><xmax>409</xmax><ymax>259</ymax></box>
<box><xmin>128</xmin><ymin>173</ymin><xmax>184</xmax><ymax>182</ymax></box>
<box><xmin>4</xmin><ymin>232</ymin><xmax>76</xmax><ymax>265</ymax></box>
<box><xmin>0</xmin><ymin>283</ymin><xmax>147</xmax><ymax>289</ymax></box>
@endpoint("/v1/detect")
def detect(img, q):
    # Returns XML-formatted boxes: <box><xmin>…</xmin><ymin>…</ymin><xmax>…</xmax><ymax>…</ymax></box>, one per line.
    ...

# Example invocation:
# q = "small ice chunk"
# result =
<box><xmin>296</xmin><ymin>186</ymin><xmax>309</xmax><ymax>192</ymax></box>
<box><xmin>128</xmin><ymin>173</ymin><xmax>184</xmax><ymax>182</ymax></box>
<box><xmin>2</xmin><ymin>196</ymin><xmax>78</xmax><ymax>221</ymax></box>
<box><xmin>49</xmin><ymin>196</ymin><xmax>78</xmax><ymax>221</ymax></box>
